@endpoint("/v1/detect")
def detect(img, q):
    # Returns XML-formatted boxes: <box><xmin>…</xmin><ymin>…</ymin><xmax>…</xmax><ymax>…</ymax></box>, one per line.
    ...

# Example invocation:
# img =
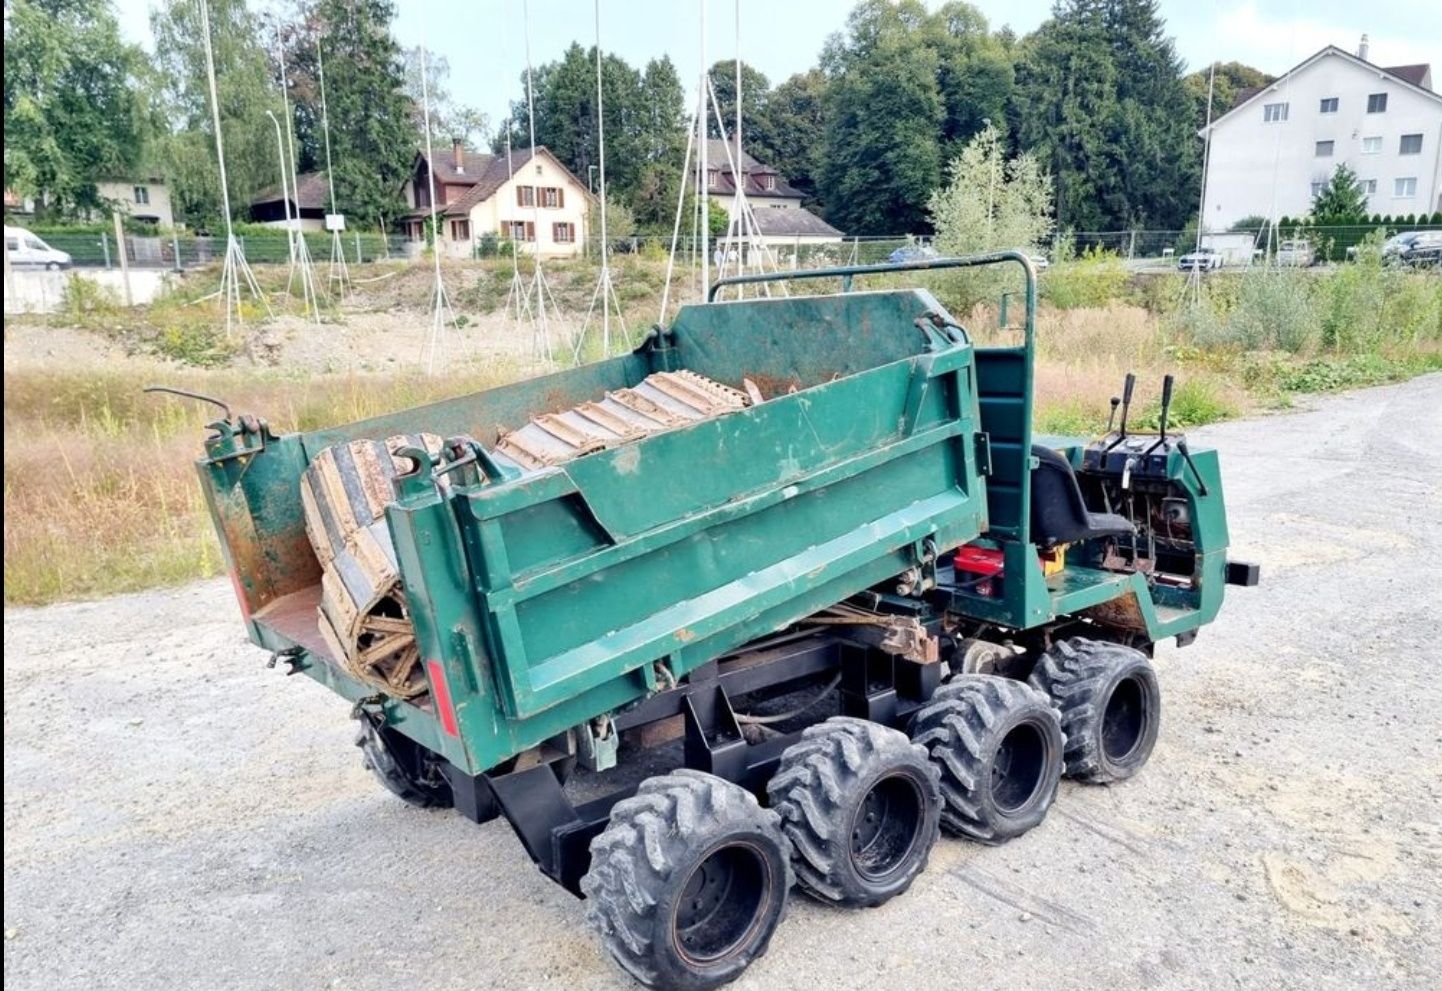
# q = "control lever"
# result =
<box><xmin>1105</xmin><ymin>396</ymin><xmax>1121</xmax><ymax>434</ymax></box>
<box><xmin>1144</xmin><ymin>374</ymin><xmax>1176</xmax><ymax>456</ymax></box>
<box><xmin>1106</xmin><ymin>372</ymin><xmax>1136</xmax><ymax>450</ymax></box>
<box><xmin>1176</xmin><ymin>438</ymin><xmax>1210</xmax><ymax>497</ymax></box>
<box><xmin>1157</xmin><ymin>374</ymin><xmax>1174</xmax><ymax>441</ymax></box>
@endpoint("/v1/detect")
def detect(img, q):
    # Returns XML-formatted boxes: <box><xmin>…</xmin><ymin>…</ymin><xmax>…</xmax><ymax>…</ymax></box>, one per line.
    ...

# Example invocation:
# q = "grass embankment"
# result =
<box><xmin>4</xmin><ymin>249</ymin><xmax>1439</xmax><ymax>606</ymax></box>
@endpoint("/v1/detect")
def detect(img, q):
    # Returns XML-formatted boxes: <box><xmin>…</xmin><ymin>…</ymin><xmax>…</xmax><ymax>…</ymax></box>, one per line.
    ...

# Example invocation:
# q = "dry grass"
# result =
<box><xmin>2</xmin><ymin>365</ymin><xmax>530</xmax><ymax>606</ymax></box>
<box><xmin>6</xmin><ymin>260</ymin><xmax>1438</xmax><ymax>607</ymax></box>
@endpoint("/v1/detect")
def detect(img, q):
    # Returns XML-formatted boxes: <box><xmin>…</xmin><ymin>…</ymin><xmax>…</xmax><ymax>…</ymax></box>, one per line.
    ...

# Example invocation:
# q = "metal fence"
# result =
<box><xmin>14</xmin><ymin>226</ymin><xmax>1441</xmax><ymax>274</ymax></box>
<box><xmin>17</xmin><ymin>230</ymin><xmax>410</xmax><ymax>270</ymax></box>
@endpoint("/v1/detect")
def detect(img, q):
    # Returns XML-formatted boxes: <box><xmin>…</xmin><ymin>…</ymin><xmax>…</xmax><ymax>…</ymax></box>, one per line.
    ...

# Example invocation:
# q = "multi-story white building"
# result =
<box><xmin>1200</xmin><ymin>40</ymin><xmax>1442</xmax><ymax>229</ymax></box>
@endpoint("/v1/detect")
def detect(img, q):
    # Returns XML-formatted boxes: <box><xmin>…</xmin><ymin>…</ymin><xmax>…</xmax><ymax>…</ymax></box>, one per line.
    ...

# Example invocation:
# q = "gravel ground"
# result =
<box><xmin>5</xmin><ymin>374</ymin><xmax>1441</xmax><ymax>991</ymax></box>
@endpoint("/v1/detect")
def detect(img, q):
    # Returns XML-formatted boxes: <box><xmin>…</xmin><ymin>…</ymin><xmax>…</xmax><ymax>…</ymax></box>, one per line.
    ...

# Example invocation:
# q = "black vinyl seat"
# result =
<box><xmin>1030</xmin><ymin>445</ymin><xmax>1134</xmax><ymax>549</ymax></box>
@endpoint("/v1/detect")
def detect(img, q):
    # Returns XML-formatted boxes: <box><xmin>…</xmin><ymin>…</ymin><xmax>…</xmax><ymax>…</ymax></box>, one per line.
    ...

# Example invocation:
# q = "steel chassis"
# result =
<box><xmin>450</xmin><ymin>630</ymin><xmax>943</xmax><ymax>896</ymax></box>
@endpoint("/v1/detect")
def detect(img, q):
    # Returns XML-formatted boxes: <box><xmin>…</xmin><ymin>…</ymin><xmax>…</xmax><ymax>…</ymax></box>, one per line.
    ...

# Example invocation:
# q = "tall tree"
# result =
<box><xmin>151</xmin><ymin>0</ymin><xmax>275</xmax><ymax>228</ymax></box>
<box><xmin>750</xmin><ymin>70</ymin><xmax>827</xmax><ymax>206</ymax></box>
<box><xmin>1015</xmin><ymin>0</ymin><xmax>1198</xmax><ymax>231</ymax></box>
<box><xmin>819</xmin><ymin>0</ymin><xmax>943</xmax><ymax>234</ymax></box>
<box><xmin>817</xmin><ymin>0</ymin><xmax>1013</xmax><ymax>234</ymax></box>
<box><xmin>632</xmin><ymin>56</ymin><xmax>686</xmax><ymax>232</ymax></box>
<box><xmin>304</xmin><ymin>0</ymin><xmax>414</xmax><ymax>230</ymax></box>
<box><xmin>707</xmin><ymin>59</ymin><xmax>770</xmax><ymax>143</ymax></box>
<box><xmin>5</xmin><ymin>0</ymin><xmax>153</xmax><ymax>217</ymax></box>
<box><xmin>498</xmin><ymin>46</ymin><xmax>685</xmax><ymax>233</ymax></box>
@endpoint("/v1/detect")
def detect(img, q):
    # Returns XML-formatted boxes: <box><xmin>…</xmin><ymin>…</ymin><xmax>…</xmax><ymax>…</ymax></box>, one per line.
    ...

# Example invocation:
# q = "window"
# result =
<box><xmin>1367</xmin><ymin>93</ymin><xmax>1387</xmax><ymax>113</ymax></box>
<box><xmin>1362</xmin><ymin>179</ymin><xmax>1378</xmax><ymax>195</ymax></box>
<box><xmin>1394</xmin><ymin>177</ymin><xmax>1417</xmax><ymax>198</ymax></box>
<box><xmin>540</xmin><ymin>186</ymin><xmax>563</xmax><ymax>208</ymax></box>
<box><xmin>450</xmin><ymin>219</ymin><xmax>470</xmax><ymax>241</ymax></box>
<box><xmin>1263</xmin><ymin>102</ymin><xmax>1289</xmax><ymax>122</ymax></box>
<box><xmin>5</xmin><ymin>237</ymin><xmax>17</xmax><ymax>251</ymax></box>
<box><xmin>133</xmin><ymin>186</ymin><xmax>150</xmax><ymax>205</ymax></box>
<box><xmin>552</xmin><ymin>222</ymin><xmax>575</xmax><ymax>243</ymax></box>
<box><xmin>516</xmin><ymin>185</ymin><xmax>535</xmax><ymax>207</ymax></box>
<box><xmin>504</xmin><ymin>220</ymin><xmax>536</xmax><ymax>241</ymax></box>
<box><xmin>763</xmin><ymin>175</ymin><xmax>777</xmax><ymax>191</ymax></box>
<box><xmin>707</xmin><ymin>169</ymin><xmax>719</xmax><ymax>188</ymax></box>
<box><xmin>1362</xmin><ymin>136</ymin><xmax>1382</xmax><ymax>154</ymax></box>
<box><xmin>1310</xmin><ymin>181</ymin><xmax>1324</xmax><ymax>198</ymax></box>
<box><xmin>1400</xmin><ymin>133</ymin><xmax>1423</xmax><ymax>155</ymax></box>
<box><xmin>1315</xmin><ymin>141</ymin><xmax>1334</xmax><ymax>157</ymax></box>
<box><xmin>1319</xmin><ymin>97</ymin><xmax>1338</xmax><ymax>114</ymax></box>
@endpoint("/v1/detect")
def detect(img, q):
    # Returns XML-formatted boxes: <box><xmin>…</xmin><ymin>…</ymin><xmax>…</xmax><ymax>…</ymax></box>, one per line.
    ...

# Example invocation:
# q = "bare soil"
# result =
<box><xmin>4</xmin><ymin>375</ymin><xmax>1440</xmax><ymax>990</ymax></box>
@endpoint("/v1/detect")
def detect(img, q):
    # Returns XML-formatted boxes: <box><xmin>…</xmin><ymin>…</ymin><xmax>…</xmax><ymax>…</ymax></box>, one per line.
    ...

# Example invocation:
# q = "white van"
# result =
<box><xmin>5</xmin><ymin>225</ymin><xmax>72</xmax><ymax>270</ymax></box>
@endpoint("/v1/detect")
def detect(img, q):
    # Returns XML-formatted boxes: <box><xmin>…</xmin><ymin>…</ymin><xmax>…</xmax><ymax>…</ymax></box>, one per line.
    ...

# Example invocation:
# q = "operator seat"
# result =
<box><xmin>1030</xmin><ymin>445</ymin><xmax>1134</xmax><ymax>549</ymax></box>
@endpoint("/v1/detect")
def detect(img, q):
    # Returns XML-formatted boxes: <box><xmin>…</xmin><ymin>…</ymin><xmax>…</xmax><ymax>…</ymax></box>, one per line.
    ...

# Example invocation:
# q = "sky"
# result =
<box><xmin>113</xmin><ymin>0</ymin><xmax>1442</xmax><ymax>135</ymax></box>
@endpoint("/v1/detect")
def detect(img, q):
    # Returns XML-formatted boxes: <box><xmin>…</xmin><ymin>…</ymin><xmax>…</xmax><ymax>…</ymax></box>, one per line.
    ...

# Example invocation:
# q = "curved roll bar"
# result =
<box><xmin>706</xmin><ymin>249</ymin><xmax>1039</xmax><ymax>351</ymax></box>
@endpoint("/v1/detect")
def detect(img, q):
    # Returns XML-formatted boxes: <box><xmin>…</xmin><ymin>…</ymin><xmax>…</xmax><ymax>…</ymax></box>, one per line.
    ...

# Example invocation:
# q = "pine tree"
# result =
<box><xmin>1310</xmin><ymin>164</ymin><xmax>1367</xmax><ymax>225</ymax></box>
<box><xmin>306</xmin><ymin>0</ymin><xmax>414</xmax><ymax>230</ymax></box>
<box><xmin>1015</xmin><ymin>0</ymin><xmax>1198</xmax><ymax>230</ymax></box>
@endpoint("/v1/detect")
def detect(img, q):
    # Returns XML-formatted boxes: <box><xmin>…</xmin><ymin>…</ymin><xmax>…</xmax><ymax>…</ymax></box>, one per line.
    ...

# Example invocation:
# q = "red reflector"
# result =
<box><xmin>228</xmin><ymin>567</ymin><xmax>252</xmax><ymax>622</ymax></box>
<box><xmin>427</xmin><ymin>659</ymin><xmax>460</xmax><ymax>737</ymax></box>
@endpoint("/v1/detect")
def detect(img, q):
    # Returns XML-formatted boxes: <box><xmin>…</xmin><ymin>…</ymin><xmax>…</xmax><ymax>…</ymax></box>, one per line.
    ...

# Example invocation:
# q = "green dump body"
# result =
<box><xmin>200</xmin><ymin>287</ymin><xmax>991</xmax><ymax>775</ymax></box>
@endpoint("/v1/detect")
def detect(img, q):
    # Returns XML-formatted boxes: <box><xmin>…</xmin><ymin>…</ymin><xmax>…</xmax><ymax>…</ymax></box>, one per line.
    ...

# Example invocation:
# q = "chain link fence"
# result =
<box><xmin>11</xmin><ymin>225</ymin><xmax>1440</xmax><ymax>277</ymax></box>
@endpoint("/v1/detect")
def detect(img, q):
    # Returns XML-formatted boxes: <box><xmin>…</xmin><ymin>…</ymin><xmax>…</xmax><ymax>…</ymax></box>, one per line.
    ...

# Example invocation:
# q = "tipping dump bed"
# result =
<box><xmin>209</xmin><ymin>287</ymin><xmax>988</xmax><ymax>773</ymax></box>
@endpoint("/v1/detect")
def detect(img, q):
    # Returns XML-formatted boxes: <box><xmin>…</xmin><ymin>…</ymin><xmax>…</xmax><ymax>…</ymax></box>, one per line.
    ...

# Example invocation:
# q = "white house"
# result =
<box><xmin>1199</xmin><ymin>40</ymin><xmax>1442</xmax><ymax>229</ymax></box>
<box><xmin>95</xmin><ymin>176</ymin><xmax>174</xmax><ymax>227</ymax></box>
<box><xmin>398</xmin><ymin>142</ymin><xmax>593</xmax><ymax>259</ymax></box>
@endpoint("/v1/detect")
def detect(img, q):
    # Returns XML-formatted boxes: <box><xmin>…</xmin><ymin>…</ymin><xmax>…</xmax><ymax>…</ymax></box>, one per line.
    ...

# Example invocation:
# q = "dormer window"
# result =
<box><xmin>763</xmin><ymin>175</ymin><xmax>776</xmax><ymax>191</ymax></box>
<box><xmin>707</xmin><ymin>169</ymin><xmax>719</xmax><ymax>188</ymax></box>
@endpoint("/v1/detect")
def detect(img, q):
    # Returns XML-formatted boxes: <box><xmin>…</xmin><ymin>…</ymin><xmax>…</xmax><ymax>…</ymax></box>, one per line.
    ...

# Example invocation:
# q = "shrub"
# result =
<box><xmin>57</xmin><ymin>274</ymin><xmax>121</xmax><ymax>322</ymax></box>
<box><xmin>1041</xmin><ymin>248</ymin><xmax>1130</xmax><ymax>309</ymax></box>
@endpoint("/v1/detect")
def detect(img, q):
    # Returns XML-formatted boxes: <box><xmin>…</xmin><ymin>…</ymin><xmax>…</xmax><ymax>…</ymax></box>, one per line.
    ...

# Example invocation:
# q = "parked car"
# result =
<box><xmin>1177</xmin><ymin>247</ymin><xmax>1223</xmax><ymax>272</ymax></box>
<box><xmin>4</xmin><ymin>225</ymin><xmax>72</xmax><ymax>270</ymax></box>
<box><xmin>1382</xmin><ymin>230</ymin><xmax>1441</xmax><ymax>267</ymax></box>
<box><xmin>1396</xmin><ymin>231</ymin><xmax>1442</xmax><ymax>268</ymax></box>
<box><xmin>887</xmin><ymin>243</ymin><xmax>939</xmax><ymax>264</ymax></box>
<box><xmin>1276</xmin><ymin>239</ymin><xmax>1316</xmax><ymax>267</ymax></box>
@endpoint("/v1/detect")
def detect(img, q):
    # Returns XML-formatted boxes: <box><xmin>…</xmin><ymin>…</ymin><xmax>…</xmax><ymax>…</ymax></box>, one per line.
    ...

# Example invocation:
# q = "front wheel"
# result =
<box><xmin>583</xmin><ymin>770</ymin><xmax>792</xmax><ymax>991</ymax></box>
<box><xmin>1029</xmin><ymin>637</ymin><xmax>1161</xmax><ymax>783</ymax></box>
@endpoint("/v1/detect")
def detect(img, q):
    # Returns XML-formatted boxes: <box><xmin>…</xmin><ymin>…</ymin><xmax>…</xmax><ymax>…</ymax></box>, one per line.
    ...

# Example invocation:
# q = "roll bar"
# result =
<box><xmin>706</xmin><ymin>249</ymin><xmax>1040</xmax><ymax>350</ymax></box>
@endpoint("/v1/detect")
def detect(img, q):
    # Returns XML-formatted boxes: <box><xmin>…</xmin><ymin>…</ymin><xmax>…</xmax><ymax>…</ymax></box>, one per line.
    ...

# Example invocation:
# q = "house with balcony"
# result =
<box><xmin>398</xmin><ymin>141</ymin><xmax>593</xmax><ymax>259</ymax></box>
<box><xmin>1199</xmin><ymin>39</ymin><xmax>1442</xmax><ymax>229</ymax></box>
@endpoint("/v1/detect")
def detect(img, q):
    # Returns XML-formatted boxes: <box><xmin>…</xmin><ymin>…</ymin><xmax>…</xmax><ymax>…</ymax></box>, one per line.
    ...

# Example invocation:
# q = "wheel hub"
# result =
<box><xmin>1102</xmin><ymin>676</ymin><xmax>1148</xmax><ymax>763</ymax></box>
<box><xmin>673</xmin><ymin>843</ymin><xmax>767</xmax><ymax>964</ymax></box>
<box><xmin>849</xmin><ymin>773</ymin><xmax>926</xmax><ymax>881</ymax></box>
<box><xmin>991</xmin><ymin>722</ymin><xmax>1047</xmax><ymax>813</ymax></box>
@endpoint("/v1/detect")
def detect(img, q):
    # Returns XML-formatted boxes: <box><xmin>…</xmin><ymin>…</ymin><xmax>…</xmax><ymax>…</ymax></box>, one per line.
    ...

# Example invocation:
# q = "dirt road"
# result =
<box><xmin>5</xmin><ymin>375</ymin><xmax>1440</xmax><ymax>990</ymax></box>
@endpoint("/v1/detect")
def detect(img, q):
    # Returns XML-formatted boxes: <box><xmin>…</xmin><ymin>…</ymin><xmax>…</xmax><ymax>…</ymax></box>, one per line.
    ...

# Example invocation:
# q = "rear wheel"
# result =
<box><xmin>582</xmin><ymin>770</ymin><xmax>792</xmax><ymax>991</ymax></box>
<box><xmin>1029</xmin><ymin>637</ymin><xmax>1161</xmax><ymax>783</ymax></box>
<box><xmin>910</xmin><ymin>675</ymin><xmax>1063</xmax><ymax>844</ymax></box>
<box><xmin>767</xmin><ymin>717</ymin><xmax>940</xmax><ymax>908</ymax></box>
<box><xmin>355</xmin><ymin>718</ymin><xmax>453</xmax><ymax>808</ymax></box>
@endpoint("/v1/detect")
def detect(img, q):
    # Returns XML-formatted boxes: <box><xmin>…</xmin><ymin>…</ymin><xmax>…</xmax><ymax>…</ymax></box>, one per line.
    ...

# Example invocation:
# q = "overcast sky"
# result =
<box><xmin>113</xmin><ymin>0</ymin><xmax>1442</xmax><ymax>134</ymax></box>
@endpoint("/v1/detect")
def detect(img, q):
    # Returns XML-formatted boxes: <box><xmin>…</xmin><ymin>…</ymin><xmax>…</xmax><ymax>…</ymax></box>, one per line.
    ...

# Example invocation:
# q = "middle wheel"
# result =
<box><xmin>767</xmin><ymin>716</ymin><xmax>942</xmax><ymax>908</ymax></box>
<box><xmin>910</xmin><ymin>674</ymin><xmax>1064</xmax><ymax>844</ymax></box>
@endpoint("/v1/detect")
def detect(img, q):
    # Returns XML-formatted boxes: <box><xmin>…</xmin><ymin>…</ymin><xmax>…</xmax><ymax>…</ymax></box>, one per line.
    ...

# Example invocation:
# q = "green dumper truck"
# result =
<box><xmin>190</xmin><ymin>253</ymin><xmax>1256</xmax><ymax>990</ymax></box>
